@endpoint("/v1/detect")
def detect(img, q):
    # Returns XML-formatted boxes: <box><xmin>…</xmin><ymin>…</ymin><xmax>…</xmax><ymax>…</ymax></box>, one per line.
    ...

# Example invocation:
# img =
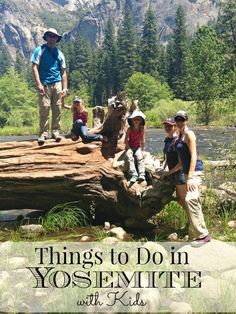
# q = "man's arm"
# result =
<box><xmin>61</xmin><ymin>68</ymin><xmax>68</xmax><ymax>96</ymax></box>
<box><xmin>32</xmin><ymin>63</ymin><xmax>45</xmax><ymax>95</ymax></box>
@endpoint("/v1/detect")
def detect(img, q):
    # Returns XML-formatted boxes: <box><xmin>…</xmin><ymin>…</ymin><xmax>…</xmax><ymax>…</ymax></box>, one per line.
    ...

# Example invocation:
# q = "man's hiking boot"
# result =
<box><xmin>52</xmin><ymin>131</ymin><xmax>62</xmax><ymax>142</ymax></box>
<box><xmin>37</xmin><ymin>132</ymin><xmax>48</xmax><ymax>146</ymax></box>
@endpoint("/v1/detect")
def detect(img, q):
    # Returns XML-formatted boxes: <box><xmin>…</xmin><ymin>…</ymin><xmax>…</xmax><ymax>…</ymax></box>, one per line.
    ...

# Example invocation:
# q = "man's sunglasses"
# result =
<box><xmin>48</xmin><ymin>34</ymin><xmax>57</xmax><ymax>38</ymax></box>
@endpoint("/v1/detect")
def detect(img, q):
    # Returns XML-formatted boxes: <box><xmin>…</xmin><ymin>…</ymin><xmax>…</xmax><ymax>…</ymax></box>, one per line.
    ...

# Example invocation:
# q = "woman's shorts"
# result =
<box><xmin>168</xmin><ymin>172</ymin><xmax>185</xmax><ymax>185</ymax></box>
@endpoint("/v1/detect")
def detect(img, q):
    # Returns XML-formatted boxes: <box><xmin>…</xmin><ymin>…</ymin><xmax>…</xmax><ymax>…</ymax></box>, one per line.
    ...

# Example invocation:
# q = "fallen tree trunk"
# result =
<box><xmin>0</xmin><ymin>139</ymin><xmax>174</xmax><ymax>228</ymax></box>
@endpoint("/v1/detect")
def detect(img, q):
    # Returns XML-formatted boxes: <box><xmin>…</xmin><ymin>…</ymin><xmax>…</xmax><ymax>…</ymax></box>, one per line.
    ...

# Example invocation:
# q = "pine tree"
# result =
<box><xmin>93</xmin><ymin>49</ymin><xmax>107</xmax><ymax>106</ymax></box>
<box><xmin>70</xmin><ymin>35</ymin><xmax>93</xmax><ymax>91</ymax></box>
<box><xmin>158</xmin><ymin>45</ymin><xmax>168</xmax><ymax>83</ymax></box>
<box><xmin>103</xmin><ymin>17</ymin><xmax>118</xmax><ymax>98</ymax></box>
<box><xmin>186</xmin><ymin>26</ymin><xmax>224</xmax><ymax>125</ymax></box>
<box><xmin>216</xmin><ymin>0</ymin><xmax>236</xmax><ymax>68</ymax></box>
<box><xmin>15</xmin><ymin>51</ymin><xmax>27</xmax><ymax>78</ymax></box>
<box><xmin>141</xmin><ymin>8</ymin><xmax>159</xmax><ymax>78</ymax></box>
<box><xmin>168</xmin><ymin>6</ymin><xmax>188</xmax><ymax>99</ymax></box>
<box><xmin>0</xmin><ymin>46</ymin><xmax>13</xmax><ymax>76</ymax></box>
<box><xmin>117</xmin><ymin>9</ymin><xmax>136</xmax><ymax>89</ymax></box>
<box><xmin>93</xmin><ymin>17</ymin><xmax>118</xmax><ymax>104</ymax></box>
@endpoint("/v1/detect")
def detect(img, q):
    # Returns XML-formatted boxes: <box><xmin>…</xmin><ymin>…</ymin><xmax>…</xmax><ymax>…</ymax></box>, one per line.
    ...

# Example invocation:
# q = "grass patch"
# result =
<box><xmin>160</xmin><ymin>201</ymin><xmax>187</xmax><ymax>230</ymax></box>
<box><xmin>91</xmin><ymin>227</ymin><xmax>108</xmax><ymax>241</ymax></box>
<box><xmin>42</xmin><ymin>202</ymin><xmax>89</xmax><ymax>233</ymax></box>
<box><xmin>0</xmin><ymin>126</ymin><xmax>38</xmax><ymax>136</ymax></box>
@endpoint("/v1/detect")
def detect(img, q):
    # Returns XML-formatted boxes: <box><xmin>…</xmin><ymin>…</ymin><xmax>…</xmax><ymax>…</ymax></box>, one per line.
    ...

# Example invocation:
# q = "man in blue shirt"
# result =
<box><xmin>31</xmin><ymin>28</ymin><xmax>68</xmax><ymax>145</ymax></box>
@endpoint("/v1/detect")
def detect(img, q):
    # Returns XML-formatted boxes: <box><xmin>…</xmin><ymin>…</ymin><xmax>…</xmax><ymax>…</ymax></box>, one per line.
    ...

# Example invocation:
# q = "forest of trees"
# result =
<box><xmin>0</xmin><ymin>0</ymin><xmax>236</xmax><ymax>128</ymax></box>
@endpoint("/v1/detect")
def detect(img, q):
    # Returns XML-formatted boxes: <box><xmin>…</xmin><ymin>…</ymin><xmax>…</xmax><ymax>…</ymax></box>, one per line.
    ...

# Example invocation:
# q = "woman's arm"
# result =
<box><xmin>185</xmin><ymin>131</ymin><xmax>197</xmax><ymax>179</ymax></box>
<box><xmin>163</xmin><ymin>160</ymin><xmax>182</xmax><ymax>176</ymax></box>
<box><xmin>84</xmin><ymin>110</ymin><xmax>89</xmax><ymax>126</ymax></box>
<box><xmin>185</xmin><ymin>131</ymin><xmax>197</xmax><ymax>191</ymax></box>
<box><xmin>162</xmin><ymin>159</ymin><xmax>167</xmax><ymax>169</ymax></box>
<box><xmin>141</xmin><ymin>128</ymin><xmax>145</xmax><ymax>151</ymax></box>
<box><xmin>62</xmin><ymin>104</ymin><xmax>71</xmax><ymax>110</ymax></box>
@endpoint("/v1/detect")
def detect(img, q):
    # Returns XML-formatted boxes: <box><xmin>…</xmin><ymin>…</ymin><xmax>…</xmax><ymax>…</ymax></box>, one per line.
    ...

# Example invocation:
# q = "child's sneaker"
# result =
<box><xmin>100</xmin><ymin>135</ymin><xmax>108</xmax><ymax>142</ymax></box>
<box><xmin>70</xmin><ymin>132</ymin><xmax>79</xmax><ymax>141</ymax></box>
<box><xmin>130</xmin><ymin>175</ymin><xmax>138</xmax><ymax>183</ymax></box>
<box><xmin>191</xmin><ymin>234</ymin><xmax>211</xmax><ymax>247</ymax></box>
<box><xmin>137</xmin><ymin>175</ymin><xmax>146</xmax><ymax>182</ymax></box>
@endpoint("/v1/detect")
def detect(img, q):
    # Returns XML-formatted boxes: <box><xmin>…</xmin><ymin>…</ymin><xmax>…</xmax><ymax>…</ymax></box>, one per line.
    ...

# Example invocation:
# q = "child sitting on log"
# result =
<box><xmin>125</xmin><ymin>111</ymin><xmax>146</xmax><ymax>183</ymax></box>
<box><xmin>64</xmin><ymin>96</ymin><xmax>107</xmax><ymax>143</ymax></box>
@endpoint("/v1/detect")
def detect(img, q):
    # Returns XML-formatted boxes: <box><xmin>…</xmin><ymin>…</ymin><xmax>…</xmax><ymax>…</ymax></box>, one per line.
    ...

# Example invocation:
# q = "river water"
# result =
<box><xmin>146</xmin><ymin>127</ymin><xmax>236</xmax><ymax>159</ymax></box>
<box><xmin>0</xmin><ymin>127</ymin><xmax>235</xmax><ymax>160</ymax></box>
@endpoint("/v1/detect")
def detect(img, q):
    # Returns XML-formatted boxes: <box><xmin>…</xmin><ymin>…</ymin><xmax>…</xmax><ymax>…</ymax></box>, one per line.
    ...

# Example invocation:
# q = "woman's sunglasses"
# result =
<box><xmin>175</xmin><ymin>117</ymin><xmax>186</xmax><ymax>122</ymax></box>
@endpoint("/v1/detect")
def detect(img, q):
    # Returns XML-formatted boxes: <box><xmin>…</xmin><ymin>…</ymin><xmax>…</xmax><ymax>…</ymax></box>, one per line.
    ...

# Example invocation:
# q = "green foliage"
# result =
<box><xmin>167</xmin><ymin>6</ymin><xmax>188</xmax><ymax>99</ymax></box>
<box><xmin>117</xmin><ymin>9</ymin><xmax>137</xmax><ymax>88</ymax></box>
<box><xmin>92</xmin><ymin>227</ymin><xmax>108</xmax><ymax>241</ymax></box>
<box><xmin>0</xmin><ymin>46</ymin><xmax>13</xmax><ymax>75</ymax></box>
<box><xmin>158</xmin><ymin>45</ymin><xmax>168</xmax><ymax>83</ymax></box>
<box><xmin>186</xmin><ymin>26</ymin><xmax>225</xmax><ymax>125</ymax></box>
<box><xmin>141</xmin><ymin>8</ymin><xmax>159</xmax><ymax>78</ymax></box>
<box><xmin>93</xmin><ymin>18</ymin><xmax>118</xmax><ymax>104</ymax></box>
<box><xmin>69</xmin><ymin>35</ymin><xmax>93</xmax><ymax>90</ymax></box>
<box><xmin>42</xmin><ymin>202</ymin><xmax>89</xmax><ymax>233</ymax></box>
<box><xmin>145</xmin><ymin>98</ymin><xmax>192</xmax><ymax>128</ymax></box>
<box><xmin>215</xmin><ymin>0</ymin><xmax>236</xmax><ymax>68</ymax></box>
<box><xmin>0</xmin><ymin>67</ymin><xmax>37</xmax><ymax>128</ymax></box>
<box><xmin>161</xmin><ymin>201</ymin><xmax>187</xmax><ymax>230</ymax></box>
<box><xmin>15</xmin><ymin>51</ymin><xmax>27</xmax><ymax>78</ymax></box>
<box><xmin>125</xmin><ymin>72</ymin><xmax>173</xmax><ymax>111</ymax></box>
<box><xmin>38</xmin><ymin>10</ymin><xmax>78</xmax><ymax>34</ymax></box>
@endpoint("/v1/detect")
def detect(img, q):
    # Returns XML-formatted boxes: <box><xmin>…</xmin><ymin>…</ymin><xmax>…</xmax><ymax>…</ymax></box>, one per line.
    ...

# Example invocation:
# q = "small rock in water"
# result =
<box><xmin>104</xmin><ymin>221</ymin><xmax>111</xmax><ymax>230</ymax></box>
<box><xmin>228</xmin><ymin>220</ymin><xmax>236</xmax><ymax>228</ymax></box>
<box><xmin>19</xmin><ymin>224</ymin><xmax>44</xmax><ymax>234</ymax></box>
<box><xmin>101</xmin><ymin>237</ymin><xmax>119</xmax><ymax>244</ymax></box>
<box><xmin>80</xmin><ymin>236</ymin><xmax>91</xmax><ymax>242</ymax></box>
<box><xmin>108</xmin><ymin>227</ymin><xmax>127</xmax><ymax>240</ymax></box>
<box><xmin>167</xmin><ymin>233</ymin><xmax>178</xmax><ymax>241</ymax></box>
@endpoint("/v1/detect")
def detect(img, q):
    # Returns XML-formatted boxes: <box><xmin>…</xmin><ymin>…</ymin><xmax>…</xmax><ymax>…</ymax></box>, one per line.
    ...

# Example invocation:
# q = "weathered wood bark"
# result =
<box><xmin>0</xmin><ymin>94</ymin><xmax>176</xmax><ymax>228</ymax></box>
<box><xmin>0</xmin><ymin>139</ymin><xmax>174</xmax><ymax>228</ymax></box>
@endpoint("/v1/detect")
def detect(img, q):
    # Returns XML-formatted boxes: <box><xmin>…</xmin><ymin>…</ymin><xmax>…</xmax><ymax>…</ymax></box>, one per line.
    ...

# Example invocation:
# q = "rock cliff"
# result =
<box><xmin>0</xmin><ymin>0</ymin><xmax>221</xmax><ymax>58</ymax></box>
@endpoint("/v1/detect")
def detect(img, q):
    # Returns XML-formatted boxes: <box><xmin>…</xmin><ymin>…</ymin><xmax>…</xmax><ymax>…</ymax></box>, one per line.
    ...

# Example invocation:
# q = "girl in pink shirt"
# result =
<box><xmin>66</xmin><ymin>96</ymin><xmax>106</xmax><ymax>143</ymax></box>
<box><xmin>125</xmin><ymin>110</ymin><xmax>146</xmax><ymax>183</ymax></box>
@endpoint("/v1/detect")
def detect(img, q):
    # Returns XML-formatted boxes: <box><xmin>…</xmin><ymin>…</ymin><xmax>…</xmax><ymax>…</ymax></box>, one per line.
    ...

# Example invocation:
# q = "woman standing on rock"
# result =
<box><xmin>163</xmin><ymin>111</ymin><xmax>210</xmax><ymax>246</ymax></box>
<box><xmin>161</xmin><ymin>118</ymin><xmax>186</xmax><ymax>206</ymax></box>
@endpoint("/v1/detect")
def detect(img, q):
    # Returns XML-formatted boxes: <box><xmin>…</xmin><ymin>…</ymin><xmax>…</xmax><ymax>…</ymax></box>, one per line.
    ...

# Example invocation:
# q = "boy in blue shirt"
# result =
<box><xmin>31</xmin><ymin>28</ymin><xmax>68</xmax><ymax>145</ymax></box>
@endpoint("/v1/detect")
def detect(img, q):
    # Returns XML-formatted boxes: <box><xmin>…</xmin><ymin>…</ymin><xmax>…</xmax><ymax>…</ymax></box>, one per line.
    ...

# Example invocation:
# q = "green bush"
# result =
<box><xmin>0</xmin><ymin>67</ymin><xmax>37</xmax><ymax>128</ymax></box>
<box><xmin>145</xmin><ymin>99</ymin><xmax>193</xmax><ymax>128</ymax></box>
<box><xmin>125</xmin><ymin>72</ymin><xmax>173</xmax><ymax>111</ymax></box>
